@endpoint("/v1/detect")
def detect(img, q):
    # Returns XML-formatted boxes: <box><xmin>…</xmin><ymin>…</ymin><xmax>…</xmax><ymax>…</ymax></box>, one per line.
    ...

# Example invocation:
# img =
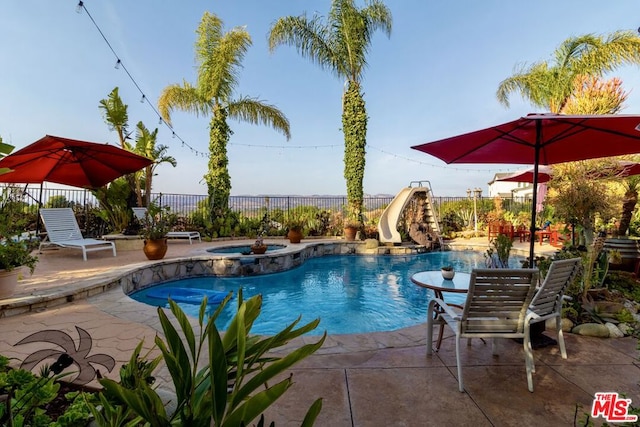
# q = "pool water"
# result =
<box><xmin>130</xmin><ymin>251</ymin><xmax>524</xmax><ymax>335</ymax></box>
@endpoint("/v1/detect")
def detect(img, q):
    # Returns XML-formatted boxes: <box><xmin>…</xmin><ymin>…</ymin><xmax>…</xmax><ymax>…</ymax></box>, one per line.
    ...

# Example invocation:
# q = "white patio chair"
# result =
<box><xmin>528</xmin><ymin>257</ymin><xmax>582</xmax><ymax>359</ymax></box>
<box><xmin>426</xmin><ymin>268</ymin><xmax>539</xmax><ymax>392</ymax></box>
<box><xmin>132</xmin><ymin>207</ymin><xmax>201</xmax><ymax>244</ymax></box>
<box><xmin>39</xmin><ymin>208</ymin><xmax>116</xmax><ymax>261</ymax></box>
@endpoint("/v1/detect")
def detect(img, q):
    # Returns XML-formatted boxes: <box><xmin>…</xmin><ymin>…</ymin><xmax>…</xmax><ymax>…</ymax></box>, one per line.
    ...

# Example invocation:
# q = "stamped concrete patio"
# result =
<box><xmin>0</xmin><ymin>237</ymin><xmax>638</xmax><ymax>426</ymax></box>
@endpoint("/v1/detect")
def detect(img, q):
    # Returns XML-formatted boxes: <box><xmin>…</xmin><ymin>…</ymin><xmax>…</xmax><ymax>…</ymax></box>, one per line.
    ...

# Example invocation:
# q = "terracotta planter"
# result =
<box><xmin>143</xmin><ymin>238</ymin><xmax>168</xmax><ymax>260</ymax></box>
<box><xmin>288</xmin><ymin>229</ymin><xmax>303</xmax><ymax>244</ymax></box>
<box><xmin>0</xmin><ymin>267</ymin><xmax>22</xmax><ymax>299</ymax></box>
<box><xmin>251</xmin><ymin>245</ymin><xmax>267</xmax><ymax>254</ymax></box>
<box><xmin>344</xmin><ymin>226</ymin><xmax>358</xmax><ymax>241</ymax></box>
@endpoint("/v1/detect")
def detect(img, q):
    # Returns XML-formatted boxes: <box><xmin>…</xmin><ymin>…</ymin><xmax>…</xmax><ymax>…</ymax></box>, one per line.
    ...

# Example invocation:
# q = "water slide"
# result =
<box><xmin>377</xmin><ymin>187</ymin><xmax>427</xmax><ymax>243</ymax></box>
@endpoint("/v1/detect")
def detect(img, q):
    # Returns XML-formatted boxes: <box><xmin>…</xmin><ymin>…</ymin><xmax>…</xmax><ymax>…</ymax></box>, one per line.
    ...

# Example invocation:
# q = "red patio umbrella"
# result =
<box><xmin>0</xmin><ymin>135</ymin><xmax>153</xmax><ymax>233</ymax></box>
<box><xmin>0</xmin><ymin>135</ymin><xmax>152</xmax><ymax>187</ymax></box>
<box><xmin>496</xmin><ymin>165</ymin><xmax>553</xmax><ymax>183</ymax></box>
<box><xmin>411</xmin><ymin>113</ymin><xmax>640</xmax><ymax>266</ymax></box>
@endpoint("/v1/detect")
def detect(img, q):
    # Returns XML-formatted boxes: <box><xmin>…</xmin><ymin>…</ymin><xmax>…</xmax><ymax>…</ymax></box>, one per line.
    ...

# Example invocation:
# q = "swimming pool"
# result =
<box><xmin>130</xmin><ymin>251</ymin><xmax>524</xmax><ymax>335</ymax></box>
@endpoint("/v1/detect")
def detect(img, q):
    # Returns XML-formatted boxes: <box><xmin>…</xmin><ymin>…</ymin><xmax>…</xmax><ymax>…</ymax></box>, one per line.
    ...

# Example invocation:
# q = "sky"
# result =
<box><xmin>1</xmin><ymin>1</ymin><xmax>639</xmax><ymax>198</ymax></box>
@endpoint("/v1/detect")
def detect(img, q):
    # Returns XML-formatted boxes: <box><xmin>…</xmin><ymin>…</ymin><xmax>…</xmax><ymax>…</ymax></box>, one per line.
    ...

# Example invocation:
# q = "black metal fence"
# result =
<box><xmin>3</xmin><ymin>185</ymin><xmax>533</xmax><ymax>232</ymax></box>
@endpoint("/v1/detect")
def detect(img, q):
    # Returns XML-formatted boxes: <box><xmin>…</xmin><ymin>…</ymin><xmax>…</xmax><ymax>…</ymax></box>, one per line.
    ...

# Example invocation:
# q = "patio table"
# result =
<box><xmin>411</xmin><ymin>271</ymin><xmax>471</xmax><ymax>350</ymax></box>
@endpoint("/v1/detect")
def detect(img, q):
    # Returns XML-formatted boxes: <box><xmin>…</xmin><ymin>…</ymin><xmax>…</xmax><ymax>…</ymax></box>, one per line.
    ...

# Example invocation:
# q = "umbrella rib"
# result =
<box><xmin>444</xmin><ymin>121</ymin><xmax>535</xmax><ymax>163</ymax></box>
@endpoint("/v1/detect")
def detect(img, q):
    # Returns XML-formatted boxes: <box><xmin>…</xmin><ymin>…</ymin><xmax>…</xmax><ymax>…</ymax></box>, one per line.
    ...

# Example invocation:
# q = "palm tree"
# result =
<box><xmin>269</xmin><ymin>0</ymin><xmax>392</xmax><ymax>223</ymax></box>
<box><xmin>496</xmin><ymin>31</ymin><xmax>640</xmax><ymax>113</ymax></box>
<box><xmin>158</xmin><ymin>12</ymin><xmax>290</xmax><ymax>214</ymax></box>
<box><xmin>99</xmin><ymin>87</ymin><xmax>139</xmax><ymax>207</ymax></box>
<box><xmin>133</xmin><ymin>121</ymin><xmax>177</xmax><ymax>206</ymax></box>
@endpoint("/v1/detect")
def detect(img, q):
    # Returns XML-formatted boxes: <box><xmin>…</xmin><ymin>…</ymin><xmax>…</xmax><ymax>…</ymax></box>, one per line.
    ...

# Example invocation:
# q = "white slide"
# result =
<box><xmin>377</xmin><ymin>187</ymin><xmax>427</xmax><ymax>243</ymax></box>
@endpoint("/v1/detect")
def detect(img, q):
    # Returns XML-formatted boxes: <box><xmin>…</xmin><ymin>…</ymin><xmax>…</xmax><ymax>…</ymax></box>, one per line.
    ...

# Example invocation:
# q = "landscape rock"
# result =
<box><xmin>605</xmin><ymin>322</ymin><xmax>625</xmax><ymax>338</ymax></box>
<box><xmin>364</xmin><ymin>239</ymin><xmax>379</xmax><ymax>249</ymax></box>
<box><xmin>545</xmin><ymin>317</ymin><xmax>574</xmax><ymax>332</ymax></box>
<box><xmin>623</xmin><ymin>300</ymin><xmax>638</xmax><ymax>314</ymax></box>
<box><xmin>572</xmin><ymin>323</ymin><xmax>610</xmax><ymax>338</ymax></box>
<box><xmin>617</xmin><ymin>322</ymin><xmax>635</xmax><ymax>336</ymax></box>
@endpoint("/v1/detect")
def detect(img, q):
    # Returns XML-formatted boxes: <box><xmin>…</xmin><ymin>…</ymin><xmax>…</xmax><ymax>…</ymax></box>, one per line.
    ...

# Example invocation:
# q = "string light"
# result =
<box><xmin>76</xmin><ymin>3</ymin><xmax>207</xmax><ymax>154</ymax></box>
<box><xmin>76</xmin><ymin>2</ymin><xmax>525</xmax><ymax>173</ymax></box>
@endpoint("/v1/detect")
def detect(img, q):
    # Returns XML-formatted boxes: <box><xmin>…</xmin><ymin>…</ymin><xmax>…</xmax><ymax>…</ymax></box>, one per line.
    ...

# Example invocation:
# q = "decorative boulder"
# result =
<box><xmin>605</xmin><ymin>322</ymin><xmax>625</xmax><ymax>338</ymax></box>
<box><xmin>572</xmin><ymin>323</ymin><xmax>610</xmax><ymax>338</ymax></box>
<box><xmin>617</xmin><ymin>322</ymin><xmax>635</xmax><ymax>336</ymax></box>
<box><xmin>364</xmin><ymin>239</ymin><xmax>379</xmax><ymax>249</ymax></box>
<box><xmin>545</xmin><ymin>318</ymin><xmax>574</xmax><ymax>332</ymax></box>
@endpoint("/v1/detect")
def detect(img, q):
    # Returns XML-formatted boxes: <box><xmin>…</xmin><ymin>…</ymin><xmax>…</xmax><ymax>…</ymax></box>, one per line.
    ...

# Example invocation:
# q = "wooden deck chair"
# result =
<box><xmin>426</xmin><ymin>268</ymin><xmax>539</xmax><ymax>392</ymax></box>
<box><xmin>39</xmin><ymin>208</ymin><xmax>116</xmax><ymax>261</ymax></box>
<box><xmin>528</xmin><ymin>258</ymin><xmax>581</xmax><ymax>359</ymax></box>
<box><xmin>132</xmin><ymin>207</ymin><xmax>201</xmax><ymax>244</ymax></box>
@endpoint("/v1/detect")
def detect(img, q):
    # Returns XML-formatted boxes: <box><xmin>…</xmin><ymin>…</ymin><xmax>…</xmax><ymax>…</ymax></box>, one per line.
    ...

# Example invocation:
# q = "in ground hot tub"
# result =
<box><xmin>206</xmin><ymin>244</ymin><xmax>287</xmax><ymax>255</ymax></box>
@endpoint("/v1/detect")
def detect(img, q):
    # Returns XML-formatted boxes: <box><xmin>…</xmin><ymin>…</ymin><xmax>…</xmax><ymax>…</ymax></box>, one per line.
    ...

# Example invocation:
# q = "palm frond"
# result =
<box><xmin>577</xmin><ymin>30</ymin><xmax>640</xmax><ymax>75</ymax></box>
<box><xmin>157</xmin><ymin>82</ymin><xmax>211</xmax><ymax>125</ymax></box>
<box><xmin>196</xmin><ymin>12</ymin><xmax>252</xmax><ymax>101</ymax></box>
<box><xmin>228</xmin><ymin>96</ymin><xmax>291</xmax><ymax>140</ymax></box>
<box><xmin>496</xmin><ymin>62</ymin><xmax>554</xmax><ymax>110</ymax></box>
<box><xmin>99</xmin><ymin>87</ymin><xmax>129</xmax><ymax>147</ymax></box>
<box><xmin>269</xmin><ymin>15</ymin><xmax>338</xmax><ymax>77</ymax></box>
<box><xmin>329</xmin><ymin>0</ymin><xmax>392</xmax><ymax>82</ymax></box>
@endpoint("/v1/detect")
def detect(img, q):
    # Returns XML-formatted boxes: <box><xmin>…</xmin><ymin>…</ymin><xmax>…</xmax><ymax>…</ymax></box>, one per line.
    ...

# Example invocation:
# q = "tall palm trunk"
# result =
<box><xmin>205</xmin><ymin>105</ymin><xmax>232</xmax><ymax>214</ymax></box>
<box><xmin>618</xmin><ymin>189</ymin><xmax>638</xmax><ymax>237</ymax></box>
<box><xmin>342</xmin><ymin>81</ymin><xmax>367</xmax><ymax>222</ymax></box>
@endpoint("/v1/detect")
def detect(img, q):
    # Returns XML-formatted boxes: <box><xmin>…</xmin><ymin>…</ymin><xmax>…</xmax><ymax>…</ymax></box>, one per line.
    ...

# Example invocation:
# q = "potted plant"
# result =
<box><xmin>251</xmin><ymin>233</ymin><xmax>267</xmax><ymax>254</ymax></box>
<box><xmin>285</xmin><ymin>217</ymin><xmax>305</xmax><ymax>243</ymax></box>
<box><xmin>343</xmin><ymin>219</ymin><xmax>361</xmax><ymax>241</ymax></box>
<box><xmin>0</xmin><ymin>181</ymin><xmax>38</xmax><ymax>298</ymax></box>
<box><xmin>441</xmin><ymin>265</ymin><xmax>455</xmax><ymax>280</ymax></box>
<box><xmin>139</xmin><ymin>204</ymin><xmax>172</xmax><ymax>260</ymax></box>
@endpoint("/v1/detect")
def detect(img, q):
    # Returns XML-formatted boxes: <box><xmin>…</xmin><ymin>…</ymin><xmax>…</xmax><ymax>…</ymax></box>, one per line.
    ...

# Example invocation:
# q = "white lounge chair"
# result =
<box><xmin>132</xmin><ymin>207</ymin><xmax>201</xmax><ymax>244</ymax></box>
<box><xmin>528</xmin><ymin>257</ymin><xmax>582</xmax><ymax>359</ymax></box>
<box><xmin>426</xmin><ymin>268</ymin><xmax>539</xmax><ymax>392</ymax></box>
<box><xmin>39</xmin><ymin>208</ymin><xmax>116</xmax><ymax>261</ymax></box>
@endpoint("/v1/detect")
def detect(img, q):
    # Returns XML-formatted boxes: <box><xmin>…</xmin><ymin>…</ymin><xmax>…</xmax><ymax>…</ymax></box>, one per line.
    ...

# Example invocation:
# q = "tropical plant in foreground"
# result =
<box><xmin>96</xmin><ymin>291</ymin><xmax>325</xmax><ymax>426</ymax></box>
<box><xmin>159</xmin><ymin>12</ymin><xmax>290</xmax><ymax>216</ymax></box>
<box><xmin>133</xmin><ymin>121</ymin><xmax>177</xmax><ymax>207</ymax></box>
<box><xmin>269</xmin><ymin>0</ymin><xmax>392</xmax><ymax>223</ymax></box>
<box><xmin>485</xmin><ymin>234</ymin><xmax>513</xmax><ymax>268</ymax></box>
<box><xmin>0</xmin><ymin>353</ymin><xmax>91</xmax><ymax>426</ymax></box>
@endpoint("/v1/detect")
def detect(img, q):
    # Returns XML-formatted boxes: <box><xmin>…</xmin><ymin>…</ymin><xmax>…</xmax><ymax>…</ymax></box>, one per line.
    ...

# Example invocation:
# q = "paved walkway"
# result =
<box><xmin>0</xmin><ymin>237</ymin><xmax>638</xmax><ymax>426</ymax></box>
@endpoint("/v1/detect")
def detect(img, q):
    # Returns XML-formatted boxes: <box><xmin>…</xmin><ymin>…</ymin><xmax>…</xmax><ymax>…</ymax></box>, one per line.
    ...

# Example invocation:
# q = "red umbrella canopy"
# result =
<box><xmin>496</xmin><ymin>161</ymin><xmax>640</xmax><ymax>184</ymax></box>
<box><xmin>0</xmin><ymin>135</ymin><xmax>153</xmax><ymax>188</ymax></box>
<box><xmin>412</xmin><ymin>113</ymin><xmax>640</xmax><ymax>266</ymax></box>
<box><xmin>496</xmin><ymin>165</ymin><xmax>553</xmax><ymax>183</ymax></box>
<box><xmin>411</xmin><ymin>114</ymin><xmax>640</xmax><ymax>165</ymax></box>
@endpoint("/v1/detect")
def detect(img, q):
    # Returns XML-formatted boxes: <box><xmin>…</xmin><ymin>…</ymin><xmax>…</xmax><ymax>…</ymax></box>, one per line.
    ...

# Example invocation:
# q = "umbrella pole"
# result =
<box><xmin>529</xmin><ymin>121</ymin><xmax>542</xmax><ymax>268</ymax></box>
<box><xmin>35</xmin><ymin>182</ymin><xmax>43</xmax><ymax>235</ymax></box>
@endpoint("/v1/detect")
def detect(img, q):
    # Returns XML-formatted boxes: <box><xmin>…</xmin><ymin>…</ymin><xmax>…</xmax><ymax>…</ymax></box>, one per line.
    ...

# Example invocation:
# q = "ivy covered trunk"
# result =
<box><xmin>342</xmin><ymin>81</ymin><xmax>367</xmax><ymax>222</ymax></box>
<box><xmin>618</xmin><ymin>189</ymin><xmax>638</xmax><ymax>237</ymax></box>
<box><xmin>205</xmin><ymin>105</ymin><xmax>232</xmax><ymax>215</ymax></box>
